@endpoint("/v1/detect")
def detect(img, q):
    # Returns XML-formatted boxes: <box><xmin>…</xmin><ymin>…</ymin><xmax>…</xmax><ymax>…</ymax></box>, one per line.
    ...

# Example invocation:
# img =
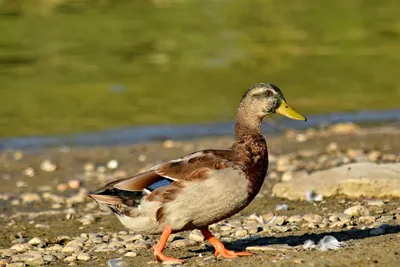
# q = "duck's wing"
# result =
<box><xmin>88</xmin><ymin>149</ymin><xmax>238</xmax><ymax>210</ymax></box>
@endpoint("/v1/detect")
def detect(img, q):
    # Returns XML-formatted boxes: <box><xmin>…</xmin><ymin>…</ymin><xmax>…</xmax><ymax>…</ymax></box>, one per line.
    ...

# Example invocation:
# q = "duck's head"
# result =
<box><xmin>240</xmin><ymin>83</ymin><xmax>307</xmax><ymax>121</ymax></box>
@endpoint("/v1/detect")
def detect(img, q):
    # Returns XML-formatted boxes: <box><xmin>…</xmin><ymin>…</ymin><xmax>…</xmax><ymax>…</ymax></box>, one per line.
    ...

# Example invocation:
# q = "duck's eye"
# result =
<box><xmin>265</xmin><ymin>90</ymin><xmax>273</xmax><ymax>97</ymax></box>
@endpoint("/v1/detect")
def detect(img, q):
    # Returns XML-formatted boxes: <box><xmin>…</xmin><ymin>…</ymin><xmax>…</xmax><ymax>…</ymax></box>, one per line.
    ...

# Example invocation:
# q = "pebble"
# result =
<box><xmin>84</xmin><ymin>163</ymin><xmax>95</xmax><ymax>172</ymax></box>
<box><xmin>275</xmin><ymin>204</ymin><xmax>289</xmax><ymax>211</ymax></box>
<box><xmin>121</xmin><ymin>234</ymin><xmax>143</xmax><ymax>242</ymax></box>
<box><xmin>368</xmin><ymin>151</ymin><xmax>381</xmax><ymax>161</ymax></box>
<box><xmin>68</xmin><ymin>179</ymin><xmax>81</xmax><ymax>189</ymax></box>
<box><xmin>124</xmin><ymin>252</ymin><xmax>137</xmax><ymax>257</ymax></box>
<box><xmin>366</xmin><ymin>200</ymin><xmax>385</xmax><ymax>206</ymax></box>
<box><xmin>77</xmin><ymin>253</ymin><xmax>91</xmax><ymax>261</ymax></box>
<box><xmin>7</xmin><ymin>263</ymin><xmax>25</xmax><ymax>267</ymax></box>
<box><xmin>28</xmin><ymin>237</ymin><xmax>46</xmax><ymax>247</ymax></box>
<box><xmin>137</xmin><ymin>155</ymin><xmax>147</xmax><ymax>162</ymax></box>
<box><xmin>57</xmin><ymin>183</ymin><xmax>69</xmax><ymax>192</ymax></box>
<box><xmin>64</xmin><ymin>255</ymin><xmax>77</xmax><ymax>262</ymax></box>
<box><xmin>10</xmin><ymin>243</ymin><xmax>30</xmax><ymax>252</ymax></box>
<box><xmin>79</xmin><ymin>214</ymin><xmax>96</xmax><ymax>225</ymax></box>
<box><xmin>188</xmin><ymin>230</ymin><xmax>204</xmax><ymax>242</ymax></box>
<box><xmin>43</xmin><ymin>254</ymin><xmax>57</xmax><ymax>262</ymax></box>
<box><xmin>344</xmin><ymin>205</ymin><xmax>370</xmax><ymax>217</ymax></box>
<box><xmin>107</xmin><ymin>160</ymin><xmax>119</xmax><ymax>169</ymax></box>
<box><xmin>25</xmin><ymin>251</ymin><xmax>45</xmax><ymax>266</ymax></box>
<box><xmin>287</xmin><ymin>215</ymin><xmax>303</xmax><ymax>223</ymax></box>
<box><xmin>302</xmin><ymin>214</ymin><xmax>322</xmax><ymax>224</ymax></box>
<box><xmin>281</xmin><ymin>171</ymin><xmax>293</xmax><ymax>181</ymax></box>
<box><xmin>40</xmin><ymin>160</ymin><xmax>57</xmax><ymax>172</ymax></box>
<box><xmin>358</xmin><ymin>216</ymin><xmax>376</xmax><ymax>225</ymax></box>
<box><xmin>170</xmin><ymin>239</ymin><xmax>197</xmax><ymax>248</ymax></box>
<box><xmin>234</xmin><ymin>229</ymin><xmax>248</xmax><ymax>238</ymax></box>
<box><xmin>23</xmin><ymin>167</ymin><xmax>35</xmax><ymax>177</ymax></box>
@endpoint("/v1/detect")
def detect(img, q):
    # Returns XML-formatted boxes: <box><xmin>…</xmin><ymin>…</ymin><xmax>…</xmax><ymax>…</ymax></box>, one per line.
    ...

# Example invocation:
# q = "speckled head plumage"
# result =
<box><xmin>240</xmin><ymin>83</ymin><xmax>307</xmax><ymax>120</ymax></box>
<box><xmin>240</xmin><ymin>83</ymin><xmax>285</xmax><ymax>116</ymax></box>
<box><xmin>234</xmin><ymin>83</ymin><xmax>306</xmax><ymax>139</ymax></box>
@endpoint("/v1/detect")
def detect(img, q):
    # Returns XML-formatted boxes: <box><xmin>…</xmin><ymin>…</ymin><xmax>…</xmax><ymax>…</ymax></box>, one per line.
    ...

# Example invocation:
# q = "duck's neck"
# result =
<box><xmin>234</xmin><ymin>104</ymin><xmax>263</xmax><ymax>141</ymax></box>
<box><xmin>232</xmin><ymin>104</ymin><xmax>268</xmax><ymax>203</ymax></box>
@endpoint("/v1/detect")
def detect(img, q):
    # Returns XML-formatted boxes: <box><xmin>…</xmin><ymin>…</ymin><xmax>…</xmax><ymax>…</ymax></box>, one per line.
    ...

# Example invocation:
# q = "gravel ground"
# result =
<box><xmin>1</xmin><ymin>123</ymin><xmax>400</xmax><ymax>267</ymax></box>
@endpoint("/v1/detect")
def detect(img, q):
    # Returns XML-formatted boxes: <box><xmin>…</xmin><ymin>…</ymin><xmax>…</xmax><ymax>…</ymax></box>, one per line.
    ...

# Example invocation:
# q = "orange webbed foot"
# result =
<box><xmin>152</xmin><ymin>225</ymin><xmax>184</xmax><ymax>263</ymax></box>
<box><xmin>214</xmin><ymin>249</ymin><xmax>252</xmax><ymax>258</ymax></box>
<box><xmin>201</xmin><ymin>228</ymin><xmax>253</xmax><ymax>259</ymax></box>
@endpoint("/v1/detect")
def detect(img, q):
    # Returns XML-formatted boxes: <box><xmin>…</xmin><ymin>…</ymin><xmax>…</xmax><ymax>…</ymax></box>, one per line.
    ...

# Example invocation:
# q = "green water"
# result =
<box><xmin>0</xmin><ymin>0</ymin><xmax>399</xmax><ymax>138</ymax></box>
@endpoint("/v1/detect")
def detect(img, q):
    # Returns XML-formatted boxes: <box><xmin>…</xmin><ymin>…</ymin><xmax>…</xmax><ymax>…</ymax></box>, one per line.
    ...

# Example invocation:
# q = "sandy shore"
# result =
<box><xmin>1</xmin><ymin>123</ymin><xmax>399</xmax><ymax>267</ymax></box>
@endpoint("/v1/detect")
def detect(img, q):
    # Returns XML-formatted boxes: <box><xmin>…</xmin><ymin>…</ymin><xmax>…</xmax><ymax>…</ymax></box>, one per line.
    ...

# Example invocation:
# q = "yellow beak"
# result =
<box><xmin>276</xmin><ymin>99</ymin><xmax>307</xmax><ymax>121</ymax></box>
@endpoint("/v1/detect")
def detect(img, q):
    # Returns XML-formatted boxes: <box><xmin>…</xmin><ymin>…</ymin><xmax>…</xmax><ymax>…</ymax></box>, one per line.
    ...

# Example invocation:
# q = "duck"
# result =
<box><xmin>89</xmin><ymin>83</ymin><xmax>306</xmax><ymax>263</ymax></box>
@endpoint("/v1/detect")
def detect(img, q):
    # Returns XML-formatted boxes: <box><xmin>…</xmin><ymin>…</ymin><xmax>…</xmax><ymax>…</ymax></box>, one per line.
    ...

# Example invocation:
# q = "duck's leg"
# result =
<box><xmin>152</xmin><ymin>225</ymin><xmax>184</xmax><ymax>263</ymax></box>
<box><xmin>201</xmin><ymin>228</ymin><xmax>252</xmax><ymax>258</ymax></box>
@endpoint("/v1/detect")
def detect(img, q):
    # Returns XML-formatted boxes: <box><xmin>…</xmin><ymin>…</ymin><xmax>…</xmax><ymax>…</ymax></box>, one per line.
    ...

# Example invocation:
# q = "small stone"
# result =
<box><xmin>358</xmin><ymin>216</ymin><xmax>376</xmax><ymax>225</ymax></box>
<box><xmin>326</xmin><ymin>142</ymin><xmax>338</xmax><ymax>153</ymax></box>
<box><xmin>137</xmin><ymin>155</ymin><xmax>147</xmax><ymax>162</ymax></box>
<box><xmin>68</xmin><ymin>179</ymin><xmax>81</xmax><ymax>189</ymax></box>
<box><xmin>163</xmin><ymin>140</ymin><xmax>175</xmax><ymax>148</ymax></box>
<box><xmin>107</xmin><ymin>160</ymin><xmax>119</xmax><ymax>169</ymax></box>
<box><xmin>124</xmin><ymin>252</ymin><xmax>137</xmax><ymax>257</ymax></box>
<box><xmin>234</xmin><ymin>229</ymin><xmax>248</xmax><ymax>238</ymax></box>
<box><xmin>344</xmin><ymin>205</ymin><xmax>369</xmax><ymax>217</ymax></box>
<box><xmin>57</xmin><ymin>183</ymin><xmax>68</xmax><ymax>192</ymax></box>
<box><xmin>276</xmin><ymin>156</ymin><xmax>293</xmax><ymax>172</ymax></box>
<box><xmin>24</xmin><ymin>167</ymin><xmax>35</xmax><ymax>177</ymax></box>
<box><xmin>219</xmin><ymin>226</ymin><xmax>232</xmax><ymax>232</ymax></box>
<box><xmin>188</xmin><ymin>230</ymin><xmax>205</xmax><ymax>242</ymax></box>
<box><xmin>366</xmin><ymin>200</ymin><xmax>385</xmax><ymax>206</ymax></box>
<box><xmin>295</xmin><ymin>134</ymin><xmax>307</xmax><ymax>142</ymax></box>
<box><xmin>35</xmin><ymin>223</ymin><xmax>50</xmax><ymax>228</ymax></box>
<box><xmin>23</xmin><ymin>251</ymin><xmax>44</xmax><ymax>266</ymax></box>
<box><xmin>79</xmin><ymin>214</ymin><xmax>96</xmax><ymax>225</ymax></box>
<box><xmin>77</xmin><ymin>253</ymin><xmax>91</xmax><ymax>261</ymax></box>
<box><xmin>43</xmin><ymin>255</ymin><xmax>57</xmax><ymax>262</ymax></box>
<box><xmin>275</xmin><ymin>204</ymin><xmax>289</xmax><ymax>211</ymax></box>
<box><xmin>10</xmin><ymin>199</ymin><xmax>20</xmax><ymax>206</ymax></box>
<box><xmin>378</xmin><ymin>215</ymin><xmax>393</xmax><ymax>223</ymax></box>
<box><xmin>329</xmin><ymin>221</ymin><xmax>347</xmax><ymax>229</ymax></box>
<box><xmin>346</xmin><ymin>149</ymin><xmax>364</xmax><ymax>159</ymax></box>
<box><xmin>28</xmin><ymin>237</ymin><xmax>46</xmax><ymax>247</ymax></box>
<box><xmin>40</xmin><ymin>160</ymin><xmax>57</xmax><ymax>172</ymax></box>
<box><xmin>21</xmin><ymin>193</ymin><xmax>41</xmax><ymax>203</ymax></box>
<box><xmin>121</xmin><ymin>234</ymin><xmax>143</xmax><ymax>242</ymax></box>
<box><xmin>84</xmin><ymin>163</ymin><xmax>95</xmax><ymax>172</ymax></box>
<box><xmin>303</xmin><ymin>214</ymin><xmax>323</xmax><ymax>224</ymax></box>
<box><xmin>287</xmin><ymin>215</ymin><xmax>303</xmax><ymax>224</ymax></box>
<box><xmin>97</xmin><ymin>166</ymin><xmax>107</xmax><ymax>173</ymax></box>
<box><xmin>62</xmin><ymin>246</ymin><xmax>81</xmax><ymax>253</ymax></box>
<box><xmin>7</xmin><ymin>263</ymin><xmax>25</xmax><ymax>267</ymax></box>
<box><xmin>329</xmin><ymin>122</ymin><xmax>360</xmax><ymax>134</ymax></box>
<box><xmin>281</xmin><ymin>171</ymin><xmax>293</xmax><ymax>182</ymax></box>
<box><xmin>46</xmin><ymin>244</ymin><xmax>63</xmax><ymax>251</ymax></box>
<box><xmin>0</xmin><ymin>248</ymin><xmax>17</xmax><ymax>257</ymax></box>
<box><xmin>368</xmin><ymin>151</ymin><xmax>381</xmax><ymax>162</ymax></box>
<box><xmin>64</xmin><ymin>255</ymin><xmax>77</xmax><ymax>262</ymax></box>
<box><xmin>10</xmin><ymin>243</ymin><xmax>30</xmax><ymax>252</ymax></box>
<box><xmin>170</xmin><ymin>239</ymin><xmax>196</xmax><ymax>248</ymax></box>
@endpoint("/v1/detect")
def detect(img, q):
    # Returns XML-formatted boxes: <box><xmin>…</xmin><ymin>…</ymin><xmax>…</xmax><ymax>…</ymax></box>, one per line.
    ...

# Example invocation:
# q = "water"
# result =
<box><xmin>0</xmin><ymin>1</ymin><xmax>400</xmax><ymax>138</ymax></box>
<box><xmin>1</xmin><ymin>109</ymin><xmax>399</xmax><ymax>150</ymax></box>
